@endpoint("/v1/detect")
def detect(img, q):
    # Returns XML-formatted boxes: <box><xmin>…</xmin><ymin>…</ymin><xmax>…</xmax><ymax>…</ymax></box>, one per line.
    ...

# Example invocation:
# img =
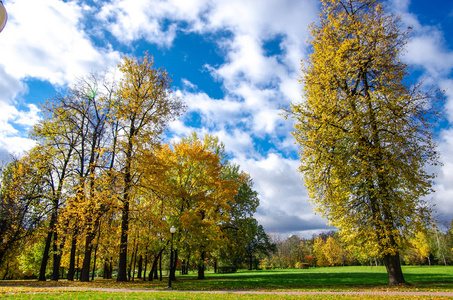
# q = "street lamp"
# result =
<box><xmin>167</xmin><ymin>226</ymin><xmax>176</xmax><ymax>288</ymax></box>
<box><xmin>0</xmin><ymin>1</ymin><xmax>7</xmax><ymax>33</ymax></box>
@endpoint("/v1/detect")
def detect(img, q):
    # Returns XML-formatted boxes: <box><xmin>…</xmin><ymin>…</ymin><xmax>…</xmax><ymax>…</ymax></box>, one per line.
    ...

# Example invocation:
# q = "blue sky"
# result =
<box><xmin>0</xmin><ymin>0</ymin><xmax>452</xmax><ymax>237</ymax></box>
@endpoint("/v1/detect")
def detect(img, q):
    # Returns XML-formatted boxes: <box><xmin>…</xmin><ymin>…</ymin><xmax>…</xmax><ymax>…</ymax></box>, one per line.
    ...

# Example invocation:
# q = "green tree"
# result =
<box><xmin>243</xmin><ymin>220</ymin><xmax>276</xmax><ymax>270</ymax></box>
<box><xmin>288</xmin><ymin>0</ymin><xmax>440</xmax><ymax>285</ymax></box>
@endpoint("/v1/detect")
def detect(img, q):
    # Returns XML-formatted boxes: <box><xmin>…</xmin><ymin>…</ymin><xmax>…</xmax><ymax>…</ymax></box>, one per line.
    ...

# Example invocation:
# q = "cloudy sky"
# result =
<box><xmin>0</xmin><ymin>0</ymin><xmax>452</xmax><ymax>237</ymax></box>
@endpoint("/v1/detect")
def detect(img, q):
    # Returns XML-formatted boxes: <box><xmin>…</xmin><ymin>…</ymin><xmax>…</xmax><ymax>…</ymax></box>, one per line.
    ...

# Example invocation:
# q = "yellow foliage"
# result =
<box><xmin>288</xmin><ymin>0</ymin><xmax>440</xmax><ymax>261</ymax></box>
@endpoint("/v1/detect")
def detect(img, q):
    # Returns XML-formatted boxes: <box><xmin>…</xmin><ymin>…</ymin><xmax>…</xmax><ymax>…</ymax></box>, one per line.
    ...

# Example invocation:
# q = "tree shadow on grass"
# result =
<box><xmin>175</xmin><ymin>268</ymin><xmax>453</xmax><ymax>291</ymax></box>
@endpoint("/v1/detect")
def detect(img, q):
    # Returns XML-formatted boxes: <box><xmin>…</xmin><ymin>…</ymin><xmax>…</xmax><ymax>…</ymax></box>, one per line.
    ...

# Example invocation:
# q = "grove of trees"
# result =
<box><xmin>0</xmin><ymin>54</ymin><xmax>264</xmax><ymax>281</ymax></box>
<box><xmin>0</xmin><ymin>0</ymin><xmax>451</xmax><ymax>286</ymax></box>
<box><xmin>261</xmin><ymin>225</ymin><xmax>453</xmax><ymax>270</ymax></box>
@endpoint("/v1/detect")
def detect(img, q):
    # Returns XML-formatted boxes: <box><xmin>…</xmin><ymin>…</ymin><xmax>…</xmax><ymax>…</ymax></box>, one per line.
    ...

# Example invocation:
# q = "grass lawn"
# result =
<box><xmin>0</xmin><ymin>266</ymin><xmax>452</xmax><ymax>299</ymax></box>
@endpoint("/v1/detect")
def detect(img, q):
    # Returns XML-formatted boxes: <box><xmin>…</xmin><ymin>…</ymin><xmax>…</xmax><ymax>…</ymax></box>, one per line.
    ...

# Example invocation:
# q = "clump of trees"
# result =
<box><xmin>287</xmin><ymin>0</ymin><xmax>442</xmax><ymax>285</ymax></box>
<box><xmin>0</xmin><ymin>54</ymin><xmax>264</xmax><ymax>281</ymax></box>
<box><xmin>260</xmin><ymin>225</ymin><xmax>453</xmax><ymax>270</ymax></box>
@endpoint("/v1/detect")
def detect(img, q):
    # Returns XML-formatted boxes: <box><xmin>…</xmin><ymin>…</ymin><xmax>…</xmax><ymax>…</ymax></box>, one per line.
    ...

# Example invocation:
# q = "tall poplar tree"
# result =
<box><xmin>289</xmin><ymin>0</ymin><xmax>440</xmax><ymax>285</ymax></box>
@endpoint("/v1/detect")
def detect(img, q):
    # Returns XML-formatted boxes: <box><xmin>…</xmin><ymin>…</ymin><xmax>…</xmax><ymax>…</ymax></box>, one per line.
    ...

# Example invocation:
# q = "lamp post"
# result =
<box><xmin>167</xmin><ymin>226</ymin><xmax>176</xmax><ymax>288</ymax></box>
<box><xmin>0</xmin><ymin>1</ymin><xmax>7</xmax><ymax>33</ymax></box>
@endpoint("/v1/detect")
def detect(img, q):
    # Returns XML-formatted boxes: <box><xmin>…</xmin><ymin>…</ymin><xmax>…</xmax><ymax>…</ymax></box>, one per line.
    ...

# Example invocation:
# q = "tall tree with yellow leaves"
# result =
<box><xmin>114</xmin><ymin>54</ymin><xmax>185</xmax><ymax>282</ymax></box>
<box><xmin>289</xmin><ymin>0</ymin><xmax>441</xmax><ymax>285</ymax></box>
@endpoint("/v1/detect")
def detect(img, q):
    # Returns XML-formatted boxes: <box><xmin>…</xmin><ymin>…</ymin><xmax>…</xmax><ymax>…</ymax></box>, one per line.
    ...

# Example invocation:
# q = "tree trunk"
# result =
<box><xmin>91</xmin><ymin>230</ymin><xmax>100</xmax><ymax>281</ymax></box>
<box><xmin>103</xmin><ymin>259</ymin><xmax>110</xmax><ymax>279</ymax></box>
<box><xmin>142</xmin><ymin>255</ymin><xmax>147</xmax><ymax>281</ymax></box>
<box><xmin>67</xmin><ymin>231</ymin><xmax>78</xmax><ymax>281</ymax></box>
<box><xmin>159</xmin><ymin>253</ymin><xmax>162</xmax><ymax>281</ymax></box>
<box><xmin>137</xmin><ymin>255</ymin><xmax>143</xmax><ymax>279</ymax></box>
<box><xmin>383</xmin><ymin>252</ymin><xmax>406</xmax><ymax>285</ymax></box>
<box><xmin>131</xmin><ymin>239</ymin><xmax>138</xmax><ymax>281</ymax></box>
<box><xmin>149</xmin><ymin>255</ymin><xmax>157</xmax><ymax>281</ymax></box>
<box><xmin>197</xmin><ymin>251</ymin><xmax>205</xmax><ymax>280</ymax></box>
<box><xmin>51</xmin><ymin>229</ymin><xmax>61</xmax><ymax>281</ymax></box>
<box><xmin>117</xmin><ymin>199</ymin><xmax>129</xmax><ymax>282</ymax></box>
<box><xmin>38</xmin><ymin>218</ymin><xmax>55</xmax><ymax>281</ymax></box>
<box><xmin>80</xmin><ymin>232</ymin><xmax>95</xmax><ymax>282</ymax></box>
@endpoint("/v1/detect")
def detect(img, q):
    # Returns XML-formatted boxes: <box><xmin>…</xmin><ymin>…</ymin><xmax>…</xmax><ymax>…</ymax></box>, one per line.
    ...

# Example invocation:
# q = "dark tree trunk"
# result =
<box><xmin>91</xmin><ymin>228</ymin><xmax>100</xmax><ymax>281</ymax></box>
<box><xmin>142</xmin><ymin>255</ymin><xmax>147</xmax><ymax>281</ymax></box>
<box><xmin>383</xmin><ymin>252</ymin><xmax>406</xmax><ymax>285</ymax></box>
<box><xmin>159</xmin><ymin>253</ymin><xmax>162</xmax><ymax>281</ymax></box>
<box><xmin>103</xmin><ymin>259</ymin><xmax>110</xmax><ymax>279</ymax></box>
<box><xmin>181</xmin><ymin>260</ymin><xmax>186</xmax><ymax>275</ymax></box>
<box><xmin>76</xmin><ymin>254</ymin><xmax>80</xmax><ymax>280</ymax></box>
<box><xmin>197</xmin><ymin>251</ymin><xmax>205</xmax><ymax>280</ymax></box>
<box><xmin>38</xmin><ymin>214</ymin><xmax>56</xmax><ymax>281</ymax></box>
<box><xmin>117</xmin><ymin>199</ymin><xmax>129</xmax><ymax>282</ymax></box>
<box><xmin>131</xmin><ymin>238</ymin><xmax>138</xmax><ymax>281</ymax></box>
<box><xmin>137</xmin><ymin>255</ymin><xmax>143</xmax><ymax>279</ymax></box>
<box><xmin>67</xmin><ymin>231</ymin><xmax>78</xmax><ymax>281</ymax></box>
<box><xmin>80</xmin><ymin>232</ymin><xmax>95</xmax><ymax>282</ymax></box>
<box><xmin>149</xmin><ymin>255</ymin><xmax>157</xmax><ymax>281</ymax></box>
<box><xmin>51</xmin><ymin>229</ymin><xmax>61</xmax><ymax>281</ymax></box>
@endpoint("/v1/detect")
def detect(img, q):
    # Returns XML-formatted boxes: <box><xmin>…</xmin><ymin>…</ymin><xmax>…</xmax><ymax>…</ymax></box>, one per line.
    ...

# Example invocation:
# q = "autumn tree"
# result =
<box><xmin>289</xmin><ymin>0</ymin><xmax>440</xmax><ymax>285</ymax></box>
<box><xmin>31</xmin><ymin>99</ymin><xmax>82</xmax><ymax>281</ymax></box>
<box><xmin>62</xmin><ymin>74</ymin><xmax>117</xmax><ymax>282</ymax></box>
<box><xmin>0</xmin><ymin>156</ymin><xmax>46</xmax><ymax>267</ymax></box>
<box><xmin>114</xmin><ymin>54</ymin><xmax>185</xmax><ymax>282</ymax></box>
<box><xmin>157</xmin><ymin>135</ymin><xmax>238</xmax><ymax>280</ymax></box>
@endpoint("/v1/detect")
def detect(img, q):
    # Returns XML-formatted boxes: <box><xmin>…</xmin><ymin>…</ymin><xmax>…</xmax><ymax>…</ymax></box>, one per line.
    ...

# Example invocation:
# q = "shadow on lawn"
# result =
<box><xmin>173</xmin><ymin>268</ymin><xmax>453</xmax><ymax>290</ymax></box>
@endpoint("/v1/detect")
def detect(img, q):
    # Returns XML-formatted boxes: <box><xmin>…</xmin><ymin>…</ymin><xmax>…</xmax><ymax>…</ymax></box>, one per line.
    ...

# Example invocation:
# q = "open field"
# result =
<box><xmin>0</xmin><ymin>266</ymin><xmax>452</xmax><ymax>299</ymax></box>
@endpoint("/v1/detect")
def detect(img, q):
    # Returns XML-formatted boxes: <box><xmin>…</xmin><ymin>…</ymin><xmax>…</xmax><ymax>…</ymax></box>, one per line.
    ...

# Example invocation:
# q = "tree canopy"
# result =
<box><xmin>288</xmin><ymin>0</ymin><xmax>441</xmax><ymax>285</ymax></box>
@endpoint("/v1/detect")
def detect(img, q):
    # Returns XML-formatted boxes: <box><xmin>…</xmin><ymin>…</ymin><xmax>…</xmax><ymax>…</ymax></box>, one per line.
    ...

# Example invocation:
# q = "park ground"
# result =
<box><xmin>0</xmin><ymin>266</ymin><xmax>452</xmax><ymax>299</ymax></box>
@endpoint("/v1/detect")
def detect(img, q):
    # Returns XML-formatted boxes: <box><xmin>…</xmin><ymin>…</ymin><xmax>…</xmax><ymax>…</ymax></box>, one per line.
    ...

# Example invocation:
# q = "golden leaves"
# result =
<box><xmin>290</xmin><ymin>0</ymin><xmax>440</xmax><ymax>260</ymax></box>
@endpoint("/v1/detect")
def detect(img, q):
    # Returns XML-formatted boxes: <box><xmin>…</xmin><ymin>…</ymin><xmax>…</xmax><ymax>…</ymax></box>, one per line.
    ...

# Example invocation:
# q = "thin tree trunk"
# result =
<box><xmin>137</xmin><ymin>255</ymin><xmax>143</xmax><ymax>279</ymax></box>
<box><xmin>38</xmin><ymin>213</ymin><xmax>57</xmax><ymax>281</ymax></box>
<box><xmin>91</xmin><ymin>224</ymin><xmax>101</xmax><ymax>281</ymax></box>
<box><xmin>131</xmin><ymin>248</ymin><xmax>137</xmax><ymax>281</ymax></box>
<box><xmin>159</xmin><ymin>253</ymin><xmax>162</xmax><ymax>281</ymax></box>
<box><xmin>67</xmin><ymin>231</ymin><xmax>78</xmax><ymax>281</ymax></box>
<box><xmin>142</xmin><ymin>255</ymin><xmax>147</xmax><ymax>281</ymax></box>
<box><xmin>117</xmin><ymin>199</ymin><xmax>129</xmax><ymax>282</ymax></box>
<box><xmin>51</xmin><ymin>230</ymin><xmax>61</xmax><ymax>281</ymax></box>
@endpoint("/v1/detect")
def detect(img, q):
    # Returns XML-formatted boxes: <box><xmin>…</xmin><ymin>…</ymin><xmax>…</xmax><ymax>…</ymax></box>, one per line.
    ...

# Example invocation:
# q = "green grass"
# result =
<box><xmin>0</xmin><ymin>266</ymin><xmax>452</xmax><ymax>299</ymax></box>
<box><xmin>163</xmin><ymin>266</ymin><xmax>453</xmax><ymax>291</ymax></box>
<box><xmin>0</xmin><ymin>291</ymin><xmax>450</xmax><ymax>300</ymax></box>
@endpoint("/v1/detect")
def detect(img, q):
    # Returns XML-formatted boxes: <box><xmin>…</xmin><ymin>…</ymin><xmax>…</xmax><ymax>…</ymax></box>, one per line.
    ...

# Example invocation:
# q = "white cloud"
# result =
<box><xmin>405</xmin><ymin>35</ymin><xmax>453</xmax><ymax>77</ymax></box>
<box><xmin>232</xmin><ymin>152</ymin><xmax>330</xmax><ymax>235</ymax></box>
<box><xmin>0</xmin><ymin>66</ymin><xmax>26</xmax><ymax>104</ymax></box>
<box><xmin>391</xmin><ymin>1</ymin><xmax>453</xmax><ymax>227</ymax></box>
<box><xmin>0</xmin><ymin>102</ymin><xmax>39</xmax><ymax>157</ymax></box>
<box><xmin>0</xmin><ymin>0</ymin><xmax>121</xmax><ymax>86</ymax></box>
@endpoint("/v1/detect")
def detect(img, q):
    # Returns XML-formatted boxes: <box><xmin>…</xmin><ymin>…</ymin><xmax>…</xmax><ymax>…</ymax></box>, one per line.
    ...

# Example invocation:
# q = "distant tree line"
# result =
<box><xmin>259</xmin><ymin>224</ymin><xmax>453</xmax><ymax>270</ymax></box>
